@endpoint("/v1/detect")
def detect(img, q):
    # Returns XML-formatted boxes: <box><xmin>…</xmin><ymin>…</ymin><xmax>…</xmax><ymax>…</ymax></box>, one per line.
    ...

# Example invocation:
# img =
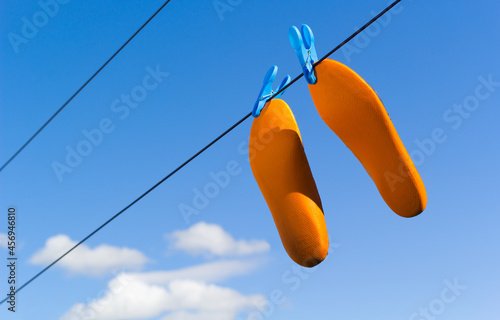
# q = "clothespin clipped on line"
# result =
<box><xmin>289</xmin><ymin>24</ymin><xmax>318</xmax><ymax>85</ymax></box>
<box><xmin>252</xmin><ymin>66</ymin><xmax>291</xmax><ymax>117</ymax></box>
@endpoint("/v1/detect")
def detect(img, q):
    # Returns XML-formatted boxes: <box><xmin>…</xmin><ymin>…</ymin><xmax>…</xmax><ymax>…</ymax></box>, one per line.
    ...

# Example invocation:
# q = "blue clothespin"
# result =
<box><xmin>252</xmin><ymin>65</ymin><xmax>291</xmax><ymax>117</ymax></box>
<box><xmin>289</xmin><ymin>24</ymin><xmax>318</xmax><ymax>85</ymax></box>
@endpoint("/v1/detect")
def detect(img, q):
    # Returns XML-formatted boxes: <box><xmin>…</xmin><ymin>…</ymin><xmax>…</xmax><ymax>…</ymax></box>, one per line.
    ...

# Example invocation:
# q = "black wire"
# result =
<box><xmin>0</xmin><ymin>0</ymin><xmax>173</xmax><ymax>173</ymax></box>
<box><xmin>269</xmin><ymin>0</ymin><xmax>402</xmax><ymax>100</ymax></box>
<box><xmin>0</xmin><ymin>111</ymin><xmax>251</xmax><ymax>304</ymax></box>
<box><xmin>316</xmin><ymin>0</ymin><xmax>402</xmax><ymax>66</ymax></box>
<box><xmin>0</xmin><ymin>0</ymin><xmax>403</xmax><ymax>305</ymax></box>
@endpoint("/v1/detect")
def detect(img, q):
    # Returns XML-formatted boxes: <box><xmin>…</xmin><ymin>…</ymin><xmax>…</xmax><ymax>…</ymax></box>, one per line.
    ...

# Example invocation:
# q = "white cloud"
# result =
<box><xmin>132</xmin><ymin>259</ymin><xmax>262</xmax><ymax>285</ymax></box>
<box><xmin>159</xmin><ymin>310</ymin><xmax>236</xmax><ymax>320</ymax></box>
<box><xmin>60</xmin><ymin>263</ymin><xmax>266</xmax><ymax>320</ymax></box>
<box><xmin>0</xmin><ymin>233</ymin><xmax>7</xmax><ymax>248</ymax></box>
<box><xmin>30</xmin><ymin>234</ymin><xmax>149</xmax><ymax>276</ymax></box>
<box><xmin>167</xmin><ymin>222</ymin><xmax>270</xmax><ymax>257</ymax></box>
<box><xmin>59</xmin><ymin>223</ymin><xmax>270</xmax><ymax>319</ymax></box>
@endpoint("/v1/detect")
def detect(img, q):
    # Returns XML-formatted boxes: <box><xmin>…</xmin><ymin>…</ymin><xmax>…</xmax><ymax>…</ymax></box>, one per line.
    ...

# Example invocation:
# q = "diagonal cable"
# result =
<box><xmin>0</xmin><ymin>0</ymin><xmax>173</xmax><ymax>172</ymax></box>
<box><xmin>0</xmin><ymin>0</ymin><xmax>402</xmax><ymax>305</ymax></box>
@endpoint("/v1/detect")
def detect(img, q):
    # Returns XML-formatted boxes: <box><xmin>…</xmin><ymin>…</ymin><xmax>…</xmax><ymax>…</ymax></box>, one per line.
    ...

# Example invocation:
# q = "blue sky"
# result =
<box><xmin>1</xmin><ymin>0</ymin><xmax>499</xmax><ymax>319</ymax></box>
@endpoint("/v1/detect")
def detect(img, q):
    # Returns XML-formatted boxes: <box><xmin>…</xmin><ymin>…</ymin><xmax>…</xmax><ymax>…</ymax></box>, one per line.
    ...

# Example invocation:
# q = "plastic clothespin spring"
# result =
<box><xmin>252</xmin><ymin>66</ymin><xmax>291</xmax><ymax>118</ymax></box>
<box><xmin>289</xmin><ymin>24</ymin><xmax>318</xmax><ymax>85</ymax></box>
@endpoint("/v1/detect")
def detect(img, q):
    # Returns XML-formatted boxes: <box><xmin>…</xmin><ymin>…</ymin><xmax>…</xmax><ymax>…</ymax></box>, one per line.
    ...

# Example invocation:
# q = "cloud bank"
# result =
<box><xmin>0</xmin><ymin>233</ymin><xmax>8</xmax><ymax>248</ymax></box>
<box><xmin>59</xmin><ymin>222</ymin><xmax>270</xmax><ymax>319</ymax></box>
<box><xmin>30</xmin><ymin>234</ymin><xmax>148</xmax><ymax>276</ymax></box>
<box><xmin>167</xmin><ymin>222</ymin><xmax>270</xmax><ymax>257</ymax></box>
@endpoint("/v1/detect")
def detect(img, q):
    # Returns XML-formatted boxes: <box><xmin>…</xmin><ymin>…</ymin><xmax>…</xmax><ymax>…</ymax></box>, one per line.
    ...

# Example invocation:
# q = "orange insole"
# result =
<box><xmin>250</xmin><ymin>99</ymin><xmax>329</xmax><ymax>267</ymax></box>
<box><xmin>309</xmin><ymin>59</ymin><xmax>427</xmax><ymax>217</ymax></box>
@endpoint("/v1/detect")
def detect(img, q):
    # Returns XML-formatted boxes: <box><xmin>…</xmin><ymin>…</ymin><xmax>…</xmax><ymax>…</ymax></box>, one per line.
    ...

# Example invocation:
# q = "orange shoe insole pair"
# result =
<box><xmin>250</xmin><ymin>59</ymin><xmax>427</xmax><ymax>267</ymax></box>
